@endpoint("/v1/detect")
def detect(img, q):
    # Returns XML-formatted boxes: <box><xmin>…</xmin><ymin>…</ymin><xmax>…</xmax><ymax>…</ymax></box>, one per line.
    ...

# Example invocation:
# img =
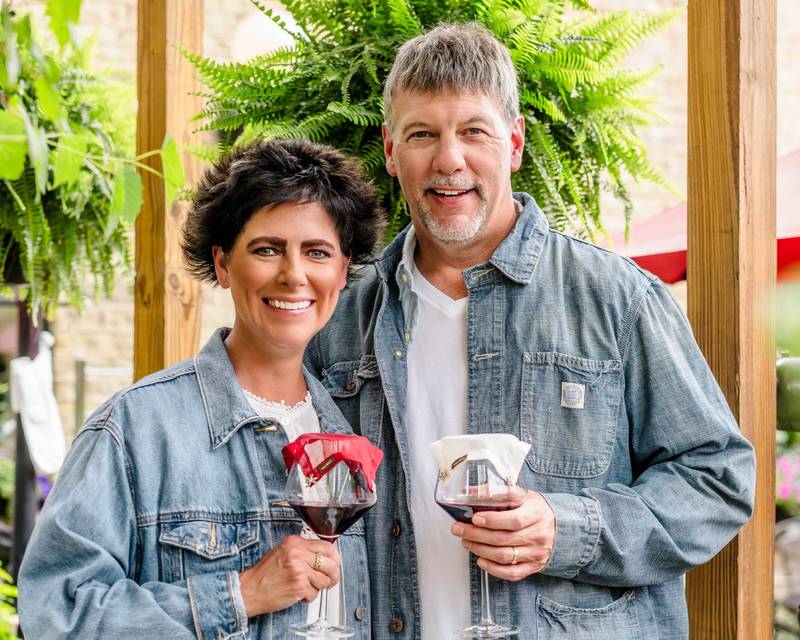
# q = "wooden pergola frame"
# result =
<box><xmin>134</xmin><ymin>1</ymin><xmax>777</xmax><ymax>636</ymax></box>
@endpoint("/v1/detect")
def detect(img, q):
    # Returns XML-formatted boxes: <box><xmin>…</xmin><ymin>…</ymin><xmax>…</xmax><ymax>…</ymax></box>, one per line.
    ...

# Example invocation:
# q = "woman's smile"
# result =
<box><xmin>263</xmin><ymin>297</ymin><xmax>315</xmax><ymax>313</ymax></box>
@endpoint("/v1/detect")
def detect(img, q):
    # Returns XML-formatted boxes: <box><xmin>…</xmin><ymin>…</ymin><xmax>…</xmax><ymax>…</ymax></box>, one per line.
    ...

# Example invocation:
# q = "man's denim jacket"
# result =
<box><xmin>18</xmin><ymin>328</ymin><xmax>371</xmax><ymax>640</ymax></box>
<box><xmin>305</xmin><ymin>194</ymin><xmax>755</xmax><ymax>640</ymax></box>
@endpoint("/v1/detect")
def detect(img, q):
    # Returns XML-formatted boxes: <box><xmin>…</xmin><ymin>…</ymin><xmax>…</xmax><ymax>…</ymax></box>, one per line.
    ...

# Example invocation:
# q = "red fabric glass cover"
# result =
<box><xmin>282</xmin><ymin>433</ymin><xmax>383</xmax><ymax>491</ymax></box>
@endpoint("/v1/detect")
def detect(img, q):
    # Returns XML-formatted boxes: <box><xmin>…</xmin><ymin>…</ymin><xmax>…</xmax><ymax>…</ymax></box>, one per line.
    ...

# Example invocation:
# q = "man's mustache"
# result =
<box><xmin>419</xmin><ymin>177</ymin><xmax>484</xmax><ymax>194</ymax></box>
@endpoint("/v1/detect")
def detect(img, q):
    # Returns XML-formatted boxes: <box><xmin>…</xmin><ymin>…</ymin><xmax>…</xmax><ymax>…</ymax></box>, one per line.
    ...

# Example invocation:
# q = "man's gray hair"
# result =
<box><xmin>383</xmin><ymin>23</ymin><xmax>520</xmax><ymax>130</ymax></box>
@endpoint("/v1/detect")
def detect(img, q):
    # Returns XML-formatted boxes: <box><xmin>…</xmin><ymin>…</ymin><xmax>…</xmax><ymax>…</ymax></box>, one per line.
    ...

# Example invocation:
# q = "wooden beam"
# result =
<box><xmin>135</xmin><ymin>0</ymin><xmax>204</xmax><ymax>380</ymax></box>
<box><xmin>685</xmin><ymin>0</ymin><xmax>776</xmax><ymax>638</ymax></box>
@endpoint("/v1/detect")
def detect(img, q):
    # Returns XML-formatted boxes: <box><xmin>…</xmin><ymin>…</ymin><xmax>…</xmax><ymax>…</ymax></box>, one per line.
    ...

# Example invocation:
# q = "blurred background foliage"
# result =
<box><xmin>0</xmin><ymin>0</ymin><xmax>183</xmax><ymax>318</ymax></box>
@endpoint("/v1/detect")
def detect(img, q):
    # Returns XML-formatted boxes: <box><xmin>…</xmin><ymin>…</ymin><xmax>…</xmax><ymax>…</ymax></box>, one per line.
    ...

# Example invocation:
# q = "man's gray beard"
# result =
<box><xmin>414</xmin><ymin>196</ymin><xmax>489</xmax><ymax>245</ymax></box>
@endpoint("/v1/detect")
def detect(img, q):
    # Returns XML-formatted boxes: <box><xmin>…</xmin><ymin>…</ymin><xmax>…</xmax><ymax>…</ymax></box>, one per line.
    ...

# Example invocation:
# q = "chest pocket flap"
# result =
<box><xmin>159</xmin><ymin>520</ymin><xmax>259</xmax><ymax>560</ymax></box>
<box><xmin>322</xmin><ymin>355</ymin><xmax>379</xmax><ymax>398</ymax></box>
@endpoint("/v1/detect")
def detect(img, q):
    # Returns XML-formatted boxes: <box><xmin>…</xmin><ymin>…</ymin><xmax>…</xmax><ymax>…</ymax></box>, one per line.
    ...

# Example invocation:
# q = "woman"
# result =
<box><xmin>17</xmin><ymin>140</ymin><xmax>385</xmax><ymax>638</ymax></box>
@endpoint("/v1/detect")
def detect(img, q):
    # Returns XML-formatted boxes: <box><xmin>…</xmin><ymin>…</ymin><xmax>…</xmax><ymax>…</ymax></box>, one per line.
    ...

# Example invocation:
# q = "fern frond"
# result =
<box><xmin>191</xmin><ymin>0</ymin><xmax>678</xmax><ymax>241</ymax></box>
<box><xmin>249</xmin><ymin>0</ymin><xmax>310</xmax><ymax>46</ymax></box>
<box><xmin>182</xmin><ymin>143</ymin><xmax>222</xmax><ymax>164</ymax></box>
<box><xmin>386</xmin><ymin>0</ymin><xmax>423</xmax><ymax>39</ymax></box>
<box><xmin>326</xmin><ymin>102</ymin><xmax>383</xmax><ymax>127</ymax></box>
<box><xmin>358</xmin><ymin>138</ymin><xmax>387</xmax><ymax>173</ymax></box>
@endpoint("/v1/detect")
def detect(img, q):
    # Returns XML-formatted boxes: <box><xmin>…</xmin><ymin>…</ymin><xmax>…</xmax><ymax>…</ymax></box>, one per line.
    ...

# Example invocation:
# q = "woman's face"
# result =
<box><xmin>213</xmin><ymin>201</ymin><xmax>349</xmax><ymax>358</ymax></box>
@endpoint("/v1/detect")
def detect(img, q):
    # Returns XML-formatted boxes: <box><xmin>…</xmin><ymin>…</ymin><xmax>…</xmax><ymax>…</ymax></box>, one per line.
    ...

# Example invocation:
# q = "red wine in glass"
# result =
<box><xmin>288</xmin><ymin>502</ymin><xmax>374</xmax><ymax>542</ymax></box>
<box><xmin>436</xmin><ymin>499</ymin><xmax>516</xmax><ymax>524</ymax></box>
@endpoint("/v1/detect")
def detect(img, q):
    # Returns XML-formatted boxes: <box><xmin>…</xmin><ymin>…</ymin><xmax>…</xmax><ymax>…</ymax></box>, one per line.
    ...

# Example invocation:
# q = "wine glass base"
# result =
<box><xmin>289</xmin><ymin>622</ymin><xmax>355</xmax><ymax>638</ymax></box>
<box><xmin>459</xmin><ymin>622</ymin><xmax>520</xmax><ymax>638</ymax></box>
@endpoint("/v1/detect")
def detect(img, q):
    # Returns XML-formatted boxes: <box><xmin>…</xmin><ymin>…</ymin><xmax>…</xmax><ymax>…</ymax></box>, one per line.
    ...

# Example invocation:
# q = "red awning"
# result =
<box><xmin>607</xmin><ymin>149</ymin><xmax>800</xmax><ymax>283</ymax></box>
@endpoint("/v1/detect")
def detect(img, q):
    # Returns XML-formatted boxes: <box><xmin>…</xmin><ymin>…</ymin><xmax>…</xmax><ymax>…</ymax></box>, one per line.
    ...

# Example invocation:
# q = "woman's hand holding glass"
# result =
<box><xmin>238</xmin><ymin>535</ymin><xmax>341</xmax><ymax>618</ymax></box>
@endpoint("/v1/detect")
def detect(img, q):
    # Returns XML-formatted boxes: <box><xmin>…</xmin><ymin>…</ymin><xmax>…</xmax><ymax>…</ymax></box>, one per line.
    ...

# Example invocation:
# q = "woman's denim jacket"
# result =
<box><xmin>18</xmin><ymin>328</ymin><xmax>371</xmax><ymax>639</ymax></box>
<box><xmin>305</xmin><ymin>194</ymin><xmax>755</xmax><ymax>640</ymax></box>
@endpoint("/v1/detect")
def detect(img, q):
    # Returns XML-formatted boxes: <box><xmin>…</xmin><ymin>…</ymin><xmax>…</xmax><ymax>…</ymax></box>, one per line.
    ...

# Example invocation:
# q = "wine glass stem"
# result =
<box><xmin>479</xmin><ymin>567</ymin><xmax>494</xmax><ymax>625</ymax></box>
<box><xmin>318</xmin><ymin>584</ymin><xmax>330</xmax><ymax>624</ymax></box>
<box><xmin>315</xmin><ymin>538</ymin><xmax>338</xmax><ymax>626</ymax></box>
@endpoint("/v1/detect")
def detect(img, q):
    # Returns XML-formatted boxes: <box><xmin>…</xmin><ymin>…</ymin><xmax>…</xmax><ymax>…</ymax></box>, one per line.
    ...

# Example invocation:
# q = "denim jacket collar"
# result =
<box><xmin>376</xmin><ymin>193</ymin><xmax>550</xmax><ymax>343</ymax></box>
<box><xmin>195</xmin><ymin>328</ymin><xmax>352</xmax><ymax>449</ymax></box>
<box><xmin>489</xmin><ymin>192</ymin><xmax>549</xmax><ymax>284</ymax></box>
<box><xmin>377</xmin><ymin>193</ymin><xmax>549</xmax><ymax>286</ymax></box>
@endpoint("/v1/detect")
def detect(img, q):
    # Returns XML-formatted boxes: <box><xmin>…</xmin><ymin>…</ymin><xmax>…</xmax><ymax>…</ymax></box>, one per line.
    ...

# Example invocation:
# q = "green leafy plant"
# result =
<box><xmin>187</xmin><ymin>0</ymin><xmax>679</xmax><ymax>240</ymax></box>
<box><xmin>0</xmin><ymin>0</ymin><xmax>183</xmax><ymax>318</ymax></box>
<box><xmin>778</xmin><ymin>281</ymin><xmax>800</xmax><ymax>357</ymax></box>
<box><xmin>0</xmin><ymin>563</ymin><xmax>14</xmax><ymax>639</ymax></box>
<box><xmin>0</xmin><ymin>452</ymin><xmax>12</xmax><ymax>522</ymax></box>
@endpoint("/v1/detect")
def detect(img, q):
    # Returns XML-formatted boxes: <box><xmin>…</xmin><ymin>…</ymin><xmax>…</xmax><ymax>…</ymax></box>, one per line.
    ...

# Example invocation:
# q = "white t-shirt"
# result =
<box><xmin>404</xmin><ymin>260</ymin><xmax>471</xmax><ymax>638</ymax></box>
<box><xmin>244</xmin><ymin>391</ymin><xmax>342</xmax><ymax>625</ymax></box>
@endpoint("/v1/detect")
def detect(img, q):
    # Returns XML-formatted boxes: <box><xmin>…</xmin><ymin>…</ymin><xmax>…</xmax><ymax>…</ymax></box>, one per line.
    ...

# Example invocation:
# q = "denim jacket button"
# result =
<box><xmin>354</xmin><ymin>606</ymin><xmax>367</xmax><ymax>621</ymax></box>
<box><xmin>389</xmin><ymin>618</ymin><xmax>404</xmax><ymax>633</ymax></box>
<box><xmin>394</xmin><ymin>349</ymin><xmax>403</xmax><ymax>358</ymax></box>
<box><xmin>391</xmin><ymin>522</ymin><xmax>401</xmax><ymax>537</ymax></box>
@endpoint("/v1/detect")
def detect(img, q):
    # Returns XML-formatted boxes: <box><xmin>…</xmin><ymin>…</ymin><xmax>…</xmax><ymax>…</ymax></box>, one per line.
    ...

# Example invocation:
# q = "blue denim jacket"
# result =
<box><xmin>18</xmin><ymin>328</ymin><xmax>371</xmax><ymax>640</ymax></box>
<box><xmin>305</xmin><ymin>194</ymin><xmax>755</xmax><ymax>640</ymax></box>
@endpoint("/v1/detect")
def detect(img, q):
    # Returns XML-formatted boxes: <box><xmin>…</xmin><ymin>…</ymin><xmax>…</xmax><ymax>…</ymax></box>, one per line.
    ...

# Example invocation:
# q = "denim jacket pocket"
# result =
<box><xmin>322</xmin><ymin>355</ymin><xmax>380</xmax><ymax>399</ymax></box>
<box><xmin>536</xmin><ymin>590</ymin><xmax>641</xmax><ymax>640</ymax></box>
<box><xmin>158</xmin><ymin>519</ymin><xmax>260</xmax><ymax>583</ymax></box>
<box><xmin>521</xmin><ymin>352</ymin><xmax>621</xmax><ymax>478</ymax></box>
<box><xmin>321</xmin><ymin>355</ymin><xmax>384</xmax><ymax>446</ymax></box>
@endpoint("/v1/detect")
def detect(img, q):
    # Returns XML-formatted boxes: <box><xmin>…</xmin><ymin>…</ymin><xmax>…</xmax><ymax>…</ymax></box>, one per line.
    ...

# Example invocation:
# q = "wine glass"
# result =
<box><xmin>285</xmin><ymin>459</ymin><xmax>377</xmax><ymax>638</ymax></box>
<box><xmin>435</xmin><ymin>458</ymin><xmax>526</xmax><ymax>638</ymax></box>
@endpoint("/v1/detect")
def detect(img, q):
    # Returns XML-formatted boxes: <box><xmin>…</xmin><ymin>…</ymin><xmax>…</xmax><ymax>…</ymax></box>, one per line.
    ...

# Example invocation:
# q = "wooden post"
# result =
<box><xmin>135</xmin><ymin>0</ymin><xmax>203</xmax><ymax>380</ymax></box>
<box><xmin>685</xmin><ymin>1</ymin><xmax>776</xmax><ymax>638</ymax></box>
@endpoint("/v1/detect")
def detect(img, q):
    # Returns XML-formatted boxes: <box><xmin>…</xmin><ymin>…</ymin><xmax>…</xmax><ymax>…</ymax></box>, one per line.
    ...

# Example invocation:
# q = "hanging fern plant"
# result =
<box><xmin>187</xmin><ymin>0</ymin><xmax>679</xmax><ymax>241</ymax></box>
<box><xmin>0</xmin><ymin>0</ymin><xmax>183</xmax><ymax>318</ymax></box>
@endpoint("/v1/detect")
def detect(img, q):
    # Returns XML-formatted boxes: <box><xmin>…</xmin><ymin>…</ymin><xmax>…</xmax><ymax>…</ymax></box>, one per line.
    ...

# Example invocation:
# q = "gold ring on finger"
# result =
<box><xmin>510</xmin><ymin>546</ymin><xmax>519</xmax><ymax>565</ymax></box>
<box><xmin>313</xmin><ymin>552</ymin><xmax>324</xmax><ymax>571</ymax></box>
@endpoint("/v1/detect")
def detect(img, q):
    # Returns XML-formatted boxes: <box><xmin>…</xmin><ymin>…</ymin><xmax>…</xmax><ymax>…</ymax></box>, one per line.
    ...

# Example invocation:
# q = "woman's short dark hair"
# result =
<box><xmin>182</xmin><ymin>139</ymin><xmax>385</xmax><ymax>283</ymax></box>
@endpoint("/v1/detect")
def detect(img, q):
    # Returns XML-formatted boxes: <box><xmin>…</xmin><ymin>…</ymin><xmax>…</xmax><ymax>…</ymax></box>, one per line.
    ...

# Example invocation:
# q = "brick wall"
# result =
<box><xmin>51</xmin><ymin>280</ymin><xmax>234</xmax><ymax>440</ymax></box>
<box><xmin>11</xmin><ymin>0</ymin><xmax>798</xmax><ymax>437</ymax></box>
<box><xmin>13</xmin><ymin>0</ymin><xmax>272</xmax><ymax>73</ymax></box>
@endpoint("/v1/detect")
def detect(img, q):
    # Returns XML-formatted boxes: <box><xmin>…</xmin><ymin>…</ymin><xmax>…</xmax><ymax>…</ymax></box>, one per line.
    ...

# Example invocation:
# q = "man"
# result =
<box><xmin>306</xmin><ymin>23</ymin><xmax>755</xmax><ymax>639</ymax></box>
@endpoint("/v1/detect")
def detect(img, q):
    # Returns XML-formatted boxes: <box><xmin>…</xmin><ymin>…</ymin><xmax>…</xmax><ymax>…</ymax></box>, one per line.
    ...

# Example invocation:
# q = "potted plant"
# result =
<box><xmin>0</xmin><ymin>0</ymin><xmax>183</xmax><ymax>318</ymax></box>
<box><xmin>186</xmin><ymin>0</ymin><xmax>679</xmax><ymax>239</ymax></box>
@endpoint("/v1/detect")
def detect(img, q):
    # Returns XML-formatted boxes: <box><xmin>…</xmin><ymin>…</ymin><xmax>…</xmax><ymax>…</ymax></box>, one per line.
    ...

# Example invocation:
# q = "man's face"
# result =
<box><xmin>382</xmin><ymin>89</ymin><xmax>524</xmax><ymax>250</ymax></box>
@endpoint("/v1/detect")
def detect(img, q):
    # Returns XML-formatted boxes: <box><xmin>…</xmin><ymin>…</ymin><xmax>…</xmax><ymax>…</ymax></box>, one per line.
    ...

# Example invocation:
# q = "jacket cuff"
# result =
<box><xmin>540</xmin><ymin>493</ymin><xmax>602</xmax><ymax>579</ymax></box>
<box><xmin>186</xmin><ymin>571</ymin><xmax>249</xmax><ymax>640</ymax></box>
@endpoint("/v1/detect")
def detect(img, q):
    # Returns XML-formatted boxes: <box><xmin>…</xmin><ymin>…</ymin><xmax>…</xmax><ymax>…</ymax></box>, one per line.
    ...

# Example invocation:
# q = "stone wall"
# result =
<box><xmin>11</xmin><ymin>0</ymin><xmax>799</xmax><ymax>437</ymax></box>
